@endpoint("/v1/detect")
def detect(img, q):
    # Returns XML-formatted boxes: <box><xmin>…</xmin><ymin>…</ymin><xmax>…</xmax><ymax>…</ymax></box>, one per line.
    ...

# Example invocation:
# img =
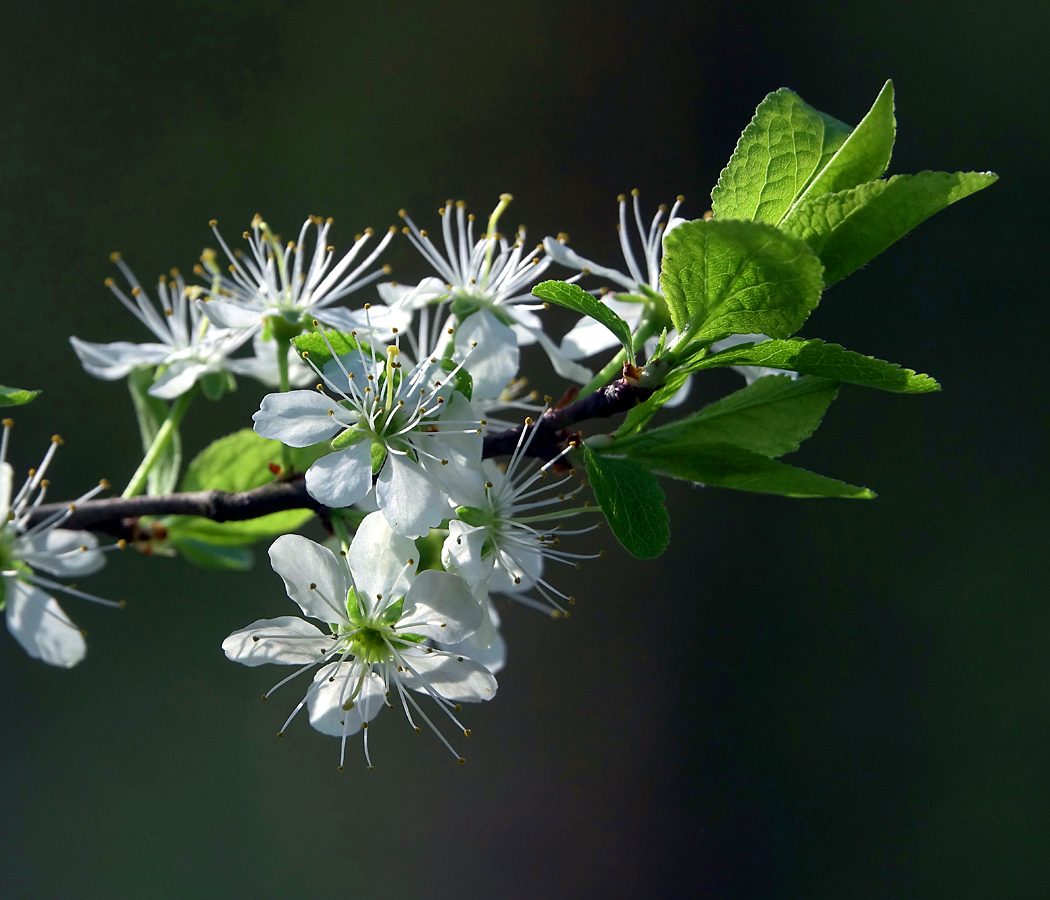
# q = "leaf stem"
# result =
<box><xmin>275</xmin><ymin>335</ymin><xmax>293</xmax><ymax>474</ymax></box>
<box><xmin>122</xmin><ymin>386</ymin><xmax>198</xmax><ymax>498</ymax></box>
<box><xmin>578</xmin><ymin>306</ymin><xmax>663</xmax><ymax>396</ymax></box>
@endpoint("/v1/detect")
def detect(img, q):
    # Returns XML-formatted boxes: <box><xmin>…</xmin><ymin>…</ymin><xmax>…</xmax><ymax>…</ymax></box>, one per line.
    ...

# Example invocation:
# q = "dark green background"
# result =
<box><xmin>1</xmin><ymin>1</ymin><xmax>1046</xmax><ymax>897</ymax></box>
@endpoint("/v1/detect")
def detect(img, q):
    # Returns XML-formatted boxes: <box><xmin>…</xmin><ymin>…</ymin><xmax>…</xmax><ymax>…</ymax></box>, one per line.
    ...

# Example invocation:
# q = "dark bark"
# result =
<box><xmin>25</xmin><ymin>376</ymin><xmax>652</xmax><ymax>537</ymax></box>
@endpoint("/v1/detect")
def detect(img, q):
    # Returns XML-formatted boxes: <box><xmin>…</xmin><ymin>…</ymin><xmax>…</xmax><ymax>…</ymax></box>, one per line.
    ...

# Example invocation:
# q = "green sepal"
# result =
<box><xmin>127</xmin><ymin>367</ymin><xmax>182</xmax><ymax>496</ymax></box>
<box><xmin>782</xmin><ymin>170</ymin><xmax>998</xmax><ymax>285</ymax></box>
<box><xmin>583</xmin><ymin>445</ymin><xmax>669</xmax><ymax>560</ymax></box>
<box><xmin>660</xmin><ymin>218</ymin><xmax>823</xmax><ymax>339</ymax></box>
<box><xmin>440</xmin><ymin>357</ymin><xmax>473</xmax><ymax>401</ymax></box>
<box><xmin>532</xmin><ymin>280</ymin><xmax>635</xmax><ymax>360</ymax></box>
<box><xmin>292</xmin><ymin>329</ymin><xmax>364</xmax><ymax>369</ymax></box>
<box><xmin>711</xmin><ymin>87</ymin><xmax>854</xmax><ymax>225</ymax></box>
<box><xmin>614</xmin><ymin>375</ymin><xmax>839</xmax><ymax>460</ymax></box>
<box><xmin>689</xmin><ymin>338</ymin><xmax>940</xmax><ymax>393</ymax></box>
<box><xmin>371</xmin><ymin>441</ymin><xmax>388</xmax><ymax>474</ymax></box>
<box><xmin>332</xmin><ymin>427</ymin><xmax>367</xmax><ymax>451</ymax></box>
<box><xmin>395</xmin><ymin>633</ymin><xmax>428</xmax><ymax>645</ymax></box>
<box><xmin>267</xmin><ymin>313</ymin><xmax>306</xmax><ymax>342</ymax></box>
<box><xmin>377</xmin><ymin>596</ymin><xmax>405</xmax><ymax>627</ymax></box>
<box><xmin>0</xmin><ymin>385</ymin><xmax>40</xmax><ymax>407</ymax></box>
<box><xmin>455</xmin><ymin>506</ymin><xmax>491</xmax><ymax>528</ymax></box>
<box><xmin>171</xmin><ymin>537</ymin><xmax>255</xmax><ymax>570</ymax></box>
<box><xmin>607</xmin><ymin>440</ymin><xmax>874</xmax><ymax>499</ymax></box>
<box><xmin>200</xmin><ymin>369</ymin><xmax>236</xmax><ymax>401</ymax></box>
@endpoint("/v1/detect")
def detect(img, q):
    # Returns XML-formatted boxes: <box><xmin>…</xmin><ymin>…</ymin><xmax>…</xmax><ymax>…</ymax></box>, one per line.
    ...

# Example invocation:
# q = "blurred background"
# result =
<box><xmin>1</xmin><ymin>1</ymin><xmax>1046</xmax><ymax>897</ymax></box>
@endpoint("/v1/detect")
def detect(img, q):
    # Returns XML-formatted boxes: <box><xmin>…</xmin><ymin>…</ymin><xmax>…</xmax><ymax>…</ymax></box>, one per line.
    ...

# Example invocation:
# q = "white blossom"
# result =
<box><xmin>398</xmin><ymin>196</ymin><xmax>592</xmax><ymax>396</ymax></box>
<box><xmin>222</xmin><ymin>515</ymin><xmax>496</xmax><ymax>768</ymax></box>
<box><xmin>70</xmin><ymin>257</ymin><xmax>251</xmax><ymax>399</ymax></box>
<box><xmin>442</xmin><ymin>415</ymin><xmax>600</xmax><ymax>614</ymax></box>
<box><xmin>0</xmin><ymin>421</ymin><xmax>122</xmax><ymax>667</ymax></box>
<box><xmin>253</xmin><ymin>334</ymin><xmax>483</xmax><ymax>538</ymax></box>
<box><xmin>199</xmin><ymin>214</ymin><xmax>402</xmax><ymax>338</ymax></box>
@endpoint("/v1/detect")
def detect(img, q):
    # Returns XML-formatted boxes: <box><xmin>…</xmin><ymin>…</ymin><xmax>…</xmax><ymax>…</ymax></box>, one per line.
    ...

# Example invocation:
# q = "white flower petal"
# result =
<box><xmin>376</xmin><ymin>453</ymin><xmax>448</xmax><ymax>539</ymax></box>
<box><xmin>490</xmin><ymin>541</ymin><xmax>543</xmax><ymax>593</ymax></box>
<box><xmin>317</xmin><ymin>304</ymin><xmax>413</xmax><ymax>340</ymax></box>
<box><xmin>530</xmin><ymin>327</ymin><xmax>593</xmax><ymax>385</ymax></box>
<box><xmin>198</xmin><ymin>299</ymin><xmax>265</xmax><ymax>329</ymax></box>
<box><xmin>18</xmin><ymin>529</ymin><xmax>106</xmax><ymax>578</ymax></box>
<box><xmin>377</xmin><ymin>277</ymin><xmax>449</xmax><ymax>310</ymax></box>
<box><xmin>222</xmin><ymin>616</ymin><xmax>332</xmax><ymax>666</ymax></box>
<box><xmin>149</xmin><ymin>359</ymin><xmax>210</xmax><ymax>399</ymax></box>
<box><xmin>399</xmin><ymin>649</ymin><xmax>498</xmax><ymax>702</ymax></box>
<box><xmin>304</xmin><ymin>440</ymin><xmax>374</xmax><ymax>509</ymax></box>
<box><xmin>268</xmin><ymin>534</ymin><xmax>351</xmax><ymax>624</ymax></box>
<box><xmin>5</xmin><ymin>577</ymin><xmax>85</xmax><ymax>668</ymax></box>
<box><xmin>253</xmin><ymin>390</ymin><xmax>344</xmax><ymax>447</ymax></box>
<box><xmin>0</xmin><ymin>462</ymin><xmax>12</xmax><ymax>525</ymax></box>
<box><xmin>307</xmin><ymin>662</ymin><xmax>386</xmax><ymax>737</ymax></box>
<box><xmin>346</xmin><ymin>511</ymin><xmax>417</xmax><ymax>609</ymax></box>
<box><xmin>541</xmin><ymin>236</ymin><xmax>639</xmax><ymax>292</ymax></box>
<box><xmin>454</xmin><ymin>309</ymin><xmax>519</xmax><ymax>400</ymax></box>
<box><xmin>320</xmin><ymin>351</ymin><xmax>372</xmax><ymax>397</ymax></box>
<box><xmin>401</xmin><ymin>569</ymin><xmax>482</xmax><ymax>643</ymax></box>
<box><xmin>68</xmin><ymin>337</ymin><xmax>170</xmax><ymax>381</ymax></box>
<box><xmin>441</xmin><ymin>521</ymin><xmax>494</xmax><ymax>589</ymax></box>
<box><xmin>227</xmin><ymin>333</ymin><xmax>313</xmax><ymax>387</ymax></box>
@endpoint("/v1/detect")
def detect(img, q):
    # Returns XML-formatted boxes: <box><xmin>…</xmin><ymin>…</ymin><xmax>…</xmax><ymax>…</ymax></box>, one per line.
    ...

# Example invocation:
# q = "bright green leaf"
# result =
<box><xmin>711</xmin><ymin>88</ymin><xmax>853</xmax><ymax>225</ymax></box>
<box><xmin>0</xmin><ymin>385</ymin><xmax>40</xmax><ymax>407</ymax></box>
<box><xmin>583</xmin><ymin>445</ymin><xmax>669</xmax><ymax>560</ymax></box>
<box><xmin>788</xmin><ymin>80</ymin><xmax>896</xmax><ymax>215</ymax></box>
<box><xmin>532</xmin><ymin>280</ymin><xmax>634</xmax><ymax>359</ymax></box>
<box><xmin>611</xmin><ymin>441</ymin><xmax>874</xmax><ymax>499</ymax></box>
<box><xmin>615</xmin><ymin>375</ymin><xmax>839</xmax><ymax>460</ymax></box>
<box><xmin>783</xmin><ymin>171</ymin><xmax>997</xmax><ymax>285</ymax></box>
<box><xmin>127</xmin><ymin>368</ymin><xmax>181</xmax><ymax>495</ymax></box>
<box><xmin>690</xmin><ymin>338</ymin><xmax>939</xmax><ymax>393</ymax></box>
<box><xmin>660</xmin><ymin>219</ymin><xmax>823</xmax><ymax>339</ymax></box>
<box><xmin>164</xmin><ymin>511</ymin><xmax>313</xmax><ymax>546</ymax></box>
<box><xmin>172</xmin><ymin>537</ymin><xmax>255</xmax><ymax>570</ymax></box>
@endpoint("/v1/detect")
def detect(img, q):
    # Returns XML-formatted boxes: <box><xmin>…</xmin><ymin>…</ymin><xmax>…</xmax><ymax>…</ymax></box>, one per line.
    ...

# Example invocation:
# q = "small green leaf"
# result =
<box><xmin>127</xmin><ymin>368</ymin><xmax>182</xmax><ymax>495</ymax></box>
<box><xmin>783</xmin><ymin>171</ymin><xmax>997</xmax><ymax>285</ymax></box>
<box><xmin>660</xmin><ymin>219</ymin><xmax>823</xmax><ymax>338</ymax></box>
<box><xmin>0</xmin><ymin>385</ymin><xmax>40</xmax><ymax>407</ymax></box>
<box><xmin>711</xmin><ymin>88</ymin><xmax>853</xmax><ymax>225</ymax></box>
<box><xmin>532</xmin><ymin>280</ymin><xmax>635</xmax><ymax>359</ymax></box>
<box><xmin>615</xmin><ymin>375</ymin><xmax>839</xmax><ymax>460</ymax></box>
<box><xmin>171</xmin><ymin>537</ymin><xmax>255</xmax><ymax>570</ymax></box>
<box><xmin>690</xmin><ymin>338</ymin><xmax>939</xmax><ymax>393</ymax></box>
<box><xmin>788</xmin><ymin>80</ymin><xmax>896</xmax><ymax>215</ymax></box>
<box><xmin>292</xmin><ymin>329</ymin><xmax>363</xmax><ymax>369</ymax></box>
<box><xmin>583</xmin><ymin>445</ymin><xmax>669</xmax><ymax>559</ymax></box>
<box><xmin>611</xmin><ymin>441</ymin><xmax>874</xmax><ymax>499</ymax></box>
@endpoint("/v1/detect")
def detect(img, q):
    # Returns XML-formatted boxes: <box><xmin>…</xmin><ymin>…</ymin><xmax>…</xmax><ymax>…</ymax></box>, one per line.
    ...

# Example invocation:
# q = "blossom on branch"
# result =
<box><xmin>222</xmin><ymin>515</ymin><xmax>495</xmax><ymax>769</ymax></box>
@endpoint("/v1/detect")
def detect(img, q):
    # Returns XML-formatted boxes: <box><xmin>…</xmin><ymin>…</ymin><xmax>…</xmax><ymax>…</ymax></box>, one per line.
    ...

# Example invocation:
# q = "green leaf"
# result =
<box><xmin>532</xmin><ymin>280</ymin><xmax>635</xmax><ymax>359</ymax></box>
<box><xmin>783</xmin><ymin>171</ymin><xmax>997</xmax><ymax>285</ymax></box>
<box><xmin>610</xmin><ymin>441</ymin><xmax>874</xmax><ymax>499</ymax></box>
<box><xmin>0</xmin><ymin>385</ymin><xmax>40</xmax><ymax>407</ymax></box>
<box><xmin>169</xmin><ymin>428</ymin><xmax>321</xmax><ymax>545</ymax></box>
<box><xmin>711</xmin><ymin>88</ymin><xmax>854</xmax><ymax>225</ymax></box>
<box><xmin>691</xmin><ymin>338</ymin><xmax>939</xmax><ymax>393</ymax></box>
<box><xmin>171</xmin><ymin>537</ymin><xmax>255</xmax><ymax>570</ymax></box>
<box><xmin>788</xmin><ymin>80</ymin><xmax>896</xmax><ymax>215</ymax></box>
<box><xmin>292</xmin><ymin>329</ymin><xmax>363</xmax><ymax>369</ymax></box>
<box><xmin>615</xmin><ymin>375</ymin><xmax>839</xmax><ymax>459</ymax></box>
<box><xmin>127</xmin><ymin>368</ymin><xmax>182</xmax><ymax>495</ymax></box>
<box><xmin>583</xmin><ymin>445</ymin><xmax>669</xmax><ymax>559</ymax></box>
<box><xmin>660</xmin><ymin>219</ymin><xmax>823</xmax><ymax>338</ymax></box>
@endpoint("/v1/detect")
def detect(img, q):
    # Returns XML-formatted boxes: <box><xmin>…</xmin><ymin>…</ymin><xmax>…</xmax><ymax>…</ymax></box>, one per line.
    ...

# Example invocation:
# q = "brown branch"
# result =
<box><xmin>26</xmin><ymin>373</ymin><xmax>652</xmax><ymax>538</ymax></box>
